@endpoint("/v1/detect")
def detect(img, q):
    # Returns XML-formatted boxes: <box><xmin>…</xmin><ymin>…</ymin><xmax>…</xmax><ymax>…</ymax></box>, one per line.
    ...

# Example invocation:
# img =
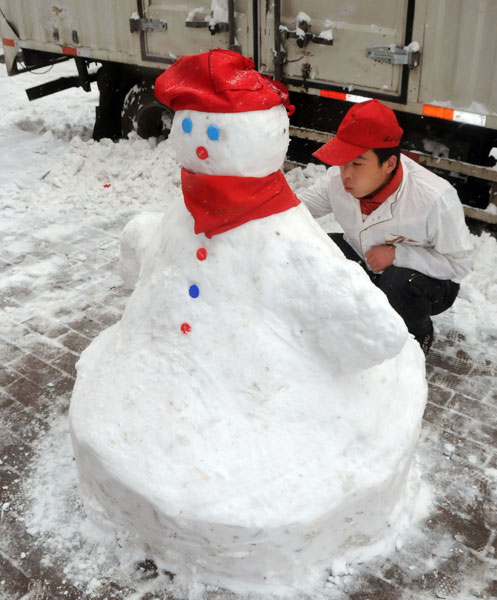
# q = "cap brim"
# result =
<box><xmin>312</xmin><ymin>136</ymin><xmax>369</xmax><ymax>166</ymax></box>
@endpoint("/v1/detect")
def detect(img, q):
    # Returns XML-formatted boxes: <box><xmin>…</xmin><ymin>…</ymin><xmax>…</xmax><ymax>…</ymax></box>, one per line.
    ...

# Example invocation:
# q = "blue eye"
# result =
<box><xmin>182</xmin><ymin>118</ymin><xmax>193</xmax><ymax>133</ymax></box>
<box><xmin>207</xmin><ymin>124</ymin><xmax>220</xmax><ymax>141</ymax></box>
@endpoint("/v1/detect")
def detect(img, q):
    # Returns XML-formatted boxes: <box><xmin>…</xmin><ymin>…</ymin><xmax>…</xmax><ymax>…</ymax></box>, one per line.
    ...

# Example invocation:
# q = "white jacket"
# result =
<box><xmin>297</xmin><ymin>154</ymin><xmax>473</xmax><ymax>282</ymax></box>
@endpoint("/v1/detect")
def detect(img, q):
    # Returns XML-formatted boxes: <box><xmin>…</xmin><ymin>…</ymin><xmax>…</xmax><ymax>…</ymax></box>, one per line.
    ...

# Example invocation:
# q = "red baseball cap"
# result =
<box><xmin>313</xmin><ymin>99</ymin><xmax>403</xmax><ymax>165</ymax></box>
<box><xmin>155</xmin><ymin>49</ymin><xmax>295</xmax><ymax>115</ymax></box>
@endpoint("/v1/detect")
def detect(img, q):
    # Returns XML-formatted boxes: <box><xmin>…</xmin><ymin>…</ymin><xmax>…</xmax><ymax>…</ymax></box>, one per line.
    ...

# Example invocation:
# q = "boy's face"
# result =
<box><xmin>338</xmin><ymin>150</ymin><xmax>397</xmax><ymax>199</ymax></box>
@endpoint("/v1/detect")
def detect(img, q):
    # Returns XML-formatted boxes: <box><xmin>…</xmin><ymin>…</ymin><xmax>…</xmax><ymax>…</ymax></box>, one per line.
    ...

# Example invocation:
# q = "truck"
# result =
<box><xmin>1</xmin><ymin>0</ymin><xmax>497</xmax><ymax>222</ymax></box>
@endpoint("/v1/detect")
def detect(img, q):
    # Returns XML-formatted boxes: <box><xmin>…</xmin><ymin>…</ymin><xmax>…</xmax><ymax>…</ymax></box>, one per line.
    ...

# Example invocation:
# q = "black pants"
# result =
<box><xmin>328</xmin><ymin>233</ymin><xmax>460</xmax><ymax>339</ymax></box>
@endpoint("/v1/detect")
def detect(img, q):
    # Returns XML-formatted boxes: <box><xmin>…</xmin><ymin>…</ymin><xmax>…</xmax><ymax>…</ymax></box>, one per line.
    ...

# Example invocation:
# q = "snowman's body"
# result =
<box><xmin>70</xmin><ymin>88</ymin><xmax>427</xmax><ymax>594</ymax></box>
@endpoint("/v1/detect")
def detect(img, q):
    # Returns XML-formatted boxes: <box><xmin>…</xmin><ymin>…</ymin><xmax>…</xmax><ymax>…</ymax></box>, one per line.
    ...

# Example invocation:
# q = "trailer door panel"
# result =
<box><xmin>419</xmin><ymin>0</ymin><xmax>497</xmax><ymax>115</ymax></box>
<box><xmin>260</xmin><ymin>0</ymin><xmax>414</xmax><ymax>100</ymax></box>
<box><xmin>140</xmin><ymin>0</ymin><xmax>251</xmax><ymax>64</ymax></box>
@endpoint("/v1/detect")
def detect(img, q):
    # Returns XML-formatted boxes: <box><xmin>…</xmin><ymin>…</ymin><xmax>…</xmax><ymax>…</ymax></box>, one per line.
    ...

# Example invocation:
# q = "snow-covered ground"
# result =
<box><xmin>1</xmin><ymin>59</ymin><xmax>497</xmax><ymax>599</ymax></box>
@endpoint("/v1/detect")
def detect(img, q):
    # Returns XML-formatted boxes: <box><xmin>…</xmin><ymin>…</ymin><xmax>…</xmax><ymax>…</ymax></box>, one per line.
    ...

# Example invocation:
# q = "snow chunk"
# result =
<box><xmin>318</xmin><ymin>28</ymin><xmax>333</xmax><ymax>41</ymax></box>
<box><xmin>210</xmin><ymin>0</ymin><xmax>228</xmax><ymax>25</ymax></box>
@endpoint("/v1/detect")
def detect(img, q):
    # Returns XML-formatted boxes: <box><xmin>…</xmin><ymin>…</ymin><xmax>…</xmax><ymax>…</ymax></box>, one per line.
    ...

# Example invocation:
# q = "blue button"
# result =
<box><xmin>189</xmin><ymin>284</ymin><xmax>200</xmax><ymax>298</ymax></box>
<box><xmin>182</xmin><ymin>118</ymin><xmax>193</xmax><ymax>133</ymax></box>
<box><xmin>207</xmin><ymin>124</ymin><xmax>219</xmax><ymax>141</ymax></box>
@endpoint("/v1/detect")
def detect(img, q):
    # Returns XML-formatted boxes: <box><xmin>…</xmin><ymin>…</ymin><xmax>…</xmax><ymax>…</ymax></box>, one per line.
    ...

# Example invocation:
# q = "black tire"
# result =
<box><xmin>121</xmin><ymin>82</ymin><xmax>173</xmax><ymax>140</ymax></box>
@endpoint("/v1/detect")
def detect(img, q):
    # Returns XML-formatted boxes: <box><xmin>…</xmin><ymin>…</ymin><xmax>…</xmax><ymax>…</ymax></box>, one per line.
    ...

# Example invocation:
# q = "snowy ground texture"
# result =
<box><xmin>1</xmin><ymin>60</ymin><xmax>497</xmax><ymax>600</ymax></box>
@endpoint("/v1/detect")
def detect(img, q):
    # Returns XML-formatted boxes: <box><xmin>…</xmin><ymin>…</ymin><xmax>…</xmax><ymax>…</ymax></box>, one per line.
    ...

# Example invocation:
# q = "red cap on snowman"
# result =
<box><xmin>154</xmin><ymin>49</ymin><xmax>295</xmax><ymax>115</ymax></box>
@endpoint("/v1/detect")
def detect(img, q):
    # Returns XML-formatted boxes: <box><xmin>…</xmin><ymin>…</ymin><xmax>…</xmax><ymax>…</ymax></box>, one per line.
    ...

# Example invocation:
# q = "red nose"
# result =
<box><xmin>196</xmin><ymin>146</ymin><xmax>208</xmax><ymax>160</ymax></box>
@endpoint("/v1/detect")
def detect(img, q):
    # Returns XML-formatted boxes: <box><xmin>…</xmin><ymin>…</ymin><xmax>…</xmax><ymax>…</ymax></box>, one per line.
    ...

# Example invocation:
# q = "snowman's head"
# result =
<box><xmin>155</xmin><ymin>50</ymin><xmax>294</xmax><ymax>178</ymax></box>
<box><xmin>169</xmin><ymin>106</ymin><xmax>289</xmax><ymax>177</ymax></box>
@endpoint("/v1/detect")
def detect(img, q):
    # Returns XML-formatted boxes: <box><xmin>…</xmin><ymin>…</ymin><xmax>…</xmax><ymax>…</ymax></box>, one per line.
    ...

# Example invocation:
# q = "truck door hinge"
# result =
<box><xmin>366</xmin><ymin>45</ymin><xmax>420</xmax><ymax>69</ymax></box>
<box><xmin>129</xmin><ymin>15</ymin><xmax>167</xmax><ymax>33</ymax></box>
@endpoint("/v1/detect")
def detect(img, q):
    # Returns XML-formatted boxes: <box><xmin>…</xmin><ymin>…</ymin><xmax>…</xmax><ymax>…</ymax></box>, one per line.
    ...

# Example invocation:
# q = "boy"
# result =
<box><xmin>298</xmin><ymin>99</ymin><xmax>473</xmax><ymax>354</ymax></box>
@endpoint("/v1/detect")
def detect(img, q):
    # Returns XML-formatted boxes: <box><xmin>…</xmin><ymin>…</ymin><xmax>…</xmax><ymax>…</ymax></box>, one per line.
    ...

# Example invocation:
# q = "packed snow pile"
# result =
<box><xmin>69</xmin><ymin>51</ymin><xmax>428</xmax><ymax>594</ymax></box>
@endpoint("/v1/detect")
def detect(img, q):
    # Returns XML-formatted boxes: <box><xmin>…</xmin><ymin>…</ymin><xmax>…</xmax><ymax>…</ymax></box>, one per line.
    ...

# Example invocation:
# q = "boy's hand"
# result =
<box><xmin>365</xmin><ymin>245</ymin><xmax>396</xmax><ymax>273</ymax></box>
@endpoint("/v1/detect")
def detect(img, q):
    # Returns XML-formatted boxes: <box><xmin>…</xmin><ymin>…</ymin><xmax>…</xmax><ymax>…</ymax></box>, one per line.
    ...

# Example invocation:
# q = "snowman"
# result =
<box><xmin>70</xmin><ymin>50</ymin><xmax>427</xmax><ymax>594</ymax></box>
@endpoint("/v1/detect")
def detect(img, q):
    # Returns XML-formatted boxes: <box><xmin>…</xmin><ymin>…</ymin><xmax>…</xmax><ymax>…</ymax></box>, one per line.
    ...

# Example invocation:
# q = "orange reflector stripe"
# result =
<box><xmin>422</xmin><ymin>104</ymin><xmax>486</xmax><ymax>127</ymax></box>
<box><xmin>320</xmin><ymin>90</ymin><xmax>371</xmax><ymax>104</ymax></box>
<box><xmin>2</xmin><ymin>38</ymin><xmax>16</xmax><ymax>47</ymax></box>
<box><xmin>320</xmin><ymin>90</ymin><xmax>347</xmax><ymax>101</ymax></box>
<box><xmin>422</xmin><ymin>105</ymin><xmax>455</xmax><ymax>120</ymax></box>
<box><xmin>61</xmin><ymin>45</ymin><xmax>78</xmax><ymax>56</ymax></box>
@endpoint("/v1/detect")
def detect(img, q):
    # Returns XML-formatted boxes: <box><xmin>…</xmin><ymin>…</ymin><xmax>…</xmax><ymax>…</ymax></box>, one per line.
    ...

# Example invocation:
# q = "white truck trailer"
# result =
<box><xmin>1</xmin><ymin>0</ymin><xmax>496</xmax><ymax>221</ymax></box>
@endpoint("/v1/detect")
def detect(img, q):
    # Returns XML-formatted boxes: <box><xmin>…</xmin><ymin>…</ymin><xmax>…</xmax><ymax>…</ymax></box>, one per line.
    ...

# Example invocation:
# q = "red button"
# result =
<box><xmin>196</xmin><ymin>248</ymin><xmax>207</xmax><ymax>261</ymax></box>
<box><xmin>196</xmin><ymin>146</ymin><xmax>209</xmax><ymax>160</ymax></box>
<box><xmin>181</xmin><ymin>323</ymin><xmax>191</xmax><ymax>334</ymax></box>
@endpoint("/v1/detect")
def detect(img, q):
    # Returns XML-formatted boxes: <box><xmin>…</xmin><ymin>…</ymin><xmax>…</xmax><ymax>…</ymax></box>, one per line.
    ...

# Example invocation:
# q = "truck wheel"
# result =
<box><xmin>93</xmin><ymin>63</ymin><xmax>132</xmax><ymax>141</ymax></box>
<box><xmin>121</xmin><ymin>83</ymin><xmax>173</xmax><ymax>140</ymax></box>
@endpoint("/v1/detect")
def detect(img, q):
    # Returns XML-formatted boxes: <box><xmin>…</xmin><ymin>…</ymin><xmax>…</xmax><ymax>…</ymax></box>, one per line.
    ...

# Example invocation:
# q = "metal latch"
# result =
<box><xmin>366</xmin><ymin>45</ymin><xmax>420</xmax><ymax>69</ymax></box>
<box><xmin>185</xmin><ymin>16</ymin><xmax>210</xmax><ymax>28</ymax></box>
<box><xmin>280</xmin><ymin>19</ymin><xmax>333</xmax><ymax>48</ymax></box>
<box><xmin>185</xmin><ymin>17</ymin><xmax>229</xmax><ymax>35</ymax></box>
<box><xmin>129</xmin><ymin>15</ymin><xmax>167</xmax><ymax>33</ymax></box>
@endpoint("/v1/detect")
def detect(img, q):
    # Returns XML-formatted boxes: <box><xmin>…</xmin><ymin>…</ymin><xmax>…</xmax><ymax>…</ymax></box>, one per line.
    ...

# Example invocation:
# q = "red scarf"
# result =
<box><xmin>359</xmin><ymin>162</ymin><xmax>403</xmax><ymax>216</ymax></box>
<box><xmin>181</xmin><ymin>168</ymin><xmax>300</xmax><ymax>238</ymax></box>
